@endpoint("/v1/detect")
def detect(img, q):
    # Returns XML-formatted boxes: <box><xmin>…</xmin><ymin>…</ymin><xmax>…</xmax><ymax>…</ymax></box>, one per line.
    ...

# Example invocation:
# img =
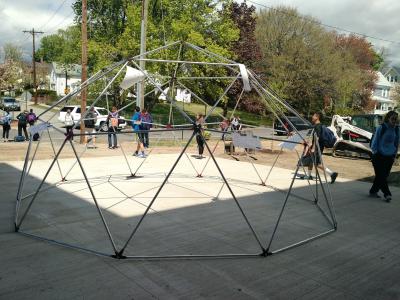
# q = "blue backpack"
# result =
<box><xmin>321</xmin><ymin>125</ymin><xmax>337</xmax><ymax>148</ymax></box>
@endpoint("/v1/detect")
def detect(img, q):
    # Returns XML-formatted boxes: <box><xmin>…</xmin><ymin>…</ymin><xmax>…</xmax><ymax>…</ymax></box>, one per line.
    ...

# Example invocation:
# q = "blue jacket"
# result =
<box><xmin>371</xmin><ymin>123</ymin><xmax>399</xmax><ymax>157</ymax></box>
<box><xmin>131</xmin><ymin>112</ymin><xmax>141</xmax><ymax>131</ymax></box>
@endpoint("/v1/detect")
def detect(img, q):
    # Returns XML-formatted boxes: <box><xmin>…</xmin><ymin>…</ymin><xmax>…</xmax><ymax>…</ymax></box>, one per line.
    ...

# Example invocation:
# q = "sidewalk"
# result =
<box><xmin>0</xmin><ymin>154</ymin><xmax>399</xmax><ymax>299</ymax></box>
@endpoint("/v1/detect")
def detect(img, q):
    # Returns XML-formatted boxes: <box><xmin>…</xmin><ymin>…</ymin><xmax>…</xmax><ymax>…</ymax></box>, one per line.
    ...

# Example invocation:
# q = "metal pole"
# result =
<box><xmin>202</xmin><ymin>135</ymin><xmax>265</xmax><ymax>253</ymax></box>
<box><xmin>265</xmin><ymin>146</ymin><xmax>306</xmax><ymax>253</ymax></box>
<box><xmin>118</xmin><ymin>132</ymin><xmax>197</xmax><ymax>256</ymax></box>
<box><xmin>81</xmin><ymin>0</ymin><xmax>88</xmax><ymax>144</ymax></box>
<box><xmin>47</xmin><ymin>128</ymin><xmax>64</xmax><ymax>181</ymax></box>
<box><xmin>137</xmin><ymin>0</ymin><xmax>149</xmax><ymax>109</ymax></box>
<box><xmin>15</xmin><ymin>138</ymin><xmax>33</xmax><ymax>227</ymax></box>
<box><xmin>69</xmin><ymin>140</ymin><xmax>119</xmax><ymax>254</ymax></box>
<box><xmin>16</xmin><ymin>137</ymin><xmax>69</xmax><ymax>229</ymax></box>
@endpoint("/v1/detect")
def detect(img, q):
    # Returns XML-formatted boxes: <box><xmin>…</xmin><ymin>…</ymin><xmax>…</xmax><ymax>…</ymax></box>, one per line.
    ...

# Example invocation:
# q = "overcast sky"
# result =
<box><xmin>1</xmin><ymin>0</ymin><xmax>399</xmax><ymax>64</ymax></box>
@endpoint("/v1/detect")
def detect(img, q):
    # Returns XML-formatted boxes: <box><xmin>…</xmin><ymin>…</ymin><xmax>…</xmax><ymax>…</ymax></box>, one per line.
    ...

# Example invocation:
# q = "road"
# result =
<box><xmin>4</xmin><ymin>98</ymin><xmax>280</xmax><ymax>145</ymax></box>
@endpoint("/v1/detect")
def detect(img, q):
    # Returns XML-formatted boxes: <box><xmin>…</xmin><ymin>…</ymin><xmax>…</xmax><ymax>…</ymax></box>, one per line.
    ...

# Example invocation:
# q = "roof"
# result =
<box><xmin>381</xmin><ymin>65</ymin><xmax>400</xmax><ymax>77</ymax></box>
<box><xmin>52</xmin><ymin>62</ymin><xmax>82</xmax><ymax>77</ymax></box>
<box><xmin>375</xmin><ymin>71</ymin><xmax>391</xmax><ymax>88</ymax></box>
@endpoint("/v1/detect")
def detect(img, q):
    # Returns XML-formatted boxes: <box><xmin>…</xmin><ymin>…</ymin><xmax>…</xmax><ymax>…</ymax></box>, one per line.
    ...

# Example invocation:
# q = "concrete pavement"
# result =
<box><xmin>0</xmin><ymin>149</ymin><xmax>400</xmax><ymax>299</ymax></box>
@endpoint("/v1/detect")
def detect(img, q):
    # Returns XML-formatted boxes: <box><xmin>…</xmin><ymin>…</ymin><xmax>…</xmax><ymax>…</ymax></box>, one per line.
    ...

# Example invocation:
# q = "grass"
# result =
<box><xmin>138</xmin><ymin>102</ymin><xmax>271</xmax><ymax>127</ymax></box>
<box><xmin>46</xmin><ymin>95</ymin><xmax>272</xmax><ymax>128</ymax></box>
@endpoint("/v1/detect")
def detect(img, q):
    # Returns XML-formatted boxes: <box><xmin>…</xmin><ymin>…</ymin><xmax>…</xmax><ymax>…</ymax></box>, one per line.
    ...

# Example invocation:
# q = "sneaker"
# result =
<box><xmin>369</xmin><ymin>192</ymin><xmax>381</xmax><ymax>198</ymax></box>
<box><xmin>108</xmin><ymin>146</ymin><xmax>113</xmax><ymax>149</ymax></box>
<box><xmin>138</xmin><ymin>153</ymin><xmax>146</xmax><ymax>158</ymax></box>
<box><xmin>384</xmin><ymin>195</ymin><xmax>392</xmax><ymax>203</ymax></box>
<box><xmin>330</xmin><ymin>172</ymin><xmax>338</xmax><ymax>184</ymax></box>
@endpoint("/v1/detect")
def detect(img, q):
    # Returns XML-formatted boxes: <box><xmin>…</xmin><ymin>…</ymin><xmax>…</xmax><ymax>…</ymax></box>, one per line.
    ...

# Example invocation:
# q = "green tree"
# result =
<box><xmin>255</xmin><ymin>6</ymin><xmax>379</xmax><ymax>116</ymax></box>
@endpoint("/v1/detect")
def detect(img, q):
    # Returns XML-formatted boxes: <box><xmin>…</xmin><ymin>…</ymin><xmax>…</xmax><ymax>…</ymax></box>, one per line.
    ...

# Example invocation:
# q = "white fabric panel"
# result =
<box><xmin>120</xmin><ymin>66</ymin><xmax>146</xmax><ymax>90</ymax></box>
<box><xmin>239</xmin><ymin>64</ymin><xmax>251</xmax><ymax>92</ymax></box>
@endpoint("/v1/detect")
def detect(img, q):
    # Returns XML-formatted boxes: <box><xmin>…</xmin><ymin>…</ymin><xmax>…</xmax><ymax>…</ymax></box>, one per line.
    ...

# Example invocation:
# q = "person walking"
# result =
<box><xmin>16</xmin><ymin>110</ymin><xmax>29</xmax><ymax>140</ymax></box>
<box><xmin>195</xmin><ymin>113</ymin><xmax>205</xmax><ymax>159</ymax></box>
<box><xmin>301</xmin><ymin>112</ymin><xmax>338</xmax><ymax>183</ymax></box>
<box><xmin>131</xmin><ymin>106</ymin><xmax>146</xmax><ymax>158</ymax></box>
<box><xmin>2</xmin><ymin>110</ymin><xmax>12</xmax><ymax>142</ymax></box>
<box><xmin>369</xmin><ymin>111</ymin><xmax>399</xmax><ymax>202</ymax></box>
<box><xmin>64</xmin><ymin>109</ymin><xmax>74</xmax><ymax>140</ymax></box>
<box><xmin>107</xmin><ymin>106</ymin><xmax>119</xmax><ymax>149</ymax></box>
<box><xmin>140</xmin><ymin>108</ymin><xmax>152</xmax><ymax>148</ymax></box>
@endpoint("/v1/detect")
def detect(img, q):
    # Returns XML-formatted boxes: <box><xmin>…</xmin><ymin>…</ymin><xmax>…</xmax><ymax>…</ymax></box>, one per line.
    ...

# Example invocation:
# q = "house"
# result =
<box><xmin>50</xmin><ymin>62</ymin><xmax>82</xmax><ymax>96</ymax></box>
<box><xmin>372</xmin><ymin>72</ymin><xmax>395</xmax><ymax>115</ymax></box>
<box><xmin>381</xmin><ymin>65</ymin><xmax>400</xmax><ymax>88</ymax></box>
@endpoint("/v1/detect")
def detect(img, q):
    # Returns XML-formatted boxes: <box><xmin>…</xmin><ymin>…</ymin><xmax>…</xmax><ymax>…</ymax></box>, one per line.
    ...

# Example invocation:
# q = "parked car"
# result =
<box><xmin>0</xmin><ymin>97</ymin><xmax>20</xmax><ymax>111</ymax></box>
<box><xmin>274</xmin><ymin>116</ymin><xmax>312</xmax><ymax>135</ymax></box>
<box><xmin>58</xmin><ymin>105</ymin><xmax>127</xmax><ymax>131</ymax></box>
<box><xmin>350</xmin><ymin>114</ymin><xmax>382</xmax><ymax>134</ymax></box>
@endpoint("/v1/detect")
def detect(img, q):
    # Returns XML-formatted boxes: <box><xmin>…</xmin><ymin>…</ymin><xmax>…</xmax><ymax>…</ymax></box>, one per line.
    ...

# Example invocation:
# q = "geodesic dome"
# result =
<box><xmin>15</xmin><ymin>41</ymin><xmax>337</xmax><ymax>259</ymax></box>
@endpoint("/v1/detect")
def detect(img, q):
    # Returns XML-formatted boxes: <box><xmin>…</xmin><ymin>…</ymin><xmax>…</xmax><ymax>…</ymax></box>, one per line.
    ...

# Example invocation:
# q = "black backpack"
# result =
<box><xmin>321</xmin><ymin>125</ymin><xmax>337</xmax><ymax>148</ymax></box>
<box><xmin>18</xmin><ymin>113</ymin><xmax>27</xmax><ymax>124</ymax></box>
<box><xmin>84</xmin><ymin>112</ymin><xmax>95</xmax><ymax>127</ymax></box>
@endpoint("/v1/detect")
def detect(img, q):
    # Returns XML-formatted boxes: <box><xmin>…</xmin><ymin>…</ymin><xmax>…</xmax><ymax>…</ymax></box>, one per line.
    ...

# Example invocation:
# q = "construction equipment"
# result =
<box><xmin>330</xmin><ymin>115</ymin><xmax>373</xmax><ymax>159</ymax></box>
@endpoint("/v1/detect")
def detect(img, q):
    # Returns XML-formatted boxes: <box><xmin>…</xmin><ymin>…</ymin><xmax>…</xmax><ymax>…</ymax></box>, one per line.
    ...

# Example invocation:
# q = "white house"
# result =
<box><xmin>372</xmin><ymin>72</ymin><xmax>395</xmax><ymax>115</ymax></box>
<box><xmin>49</xmin><ymin>62</ymin><xmax>82</xmax><ymax>96</ymax></box>
<box><xmin>381</xmin><ymin>65</ymin><xmax>400</xmax><ymax>87</ymax></box>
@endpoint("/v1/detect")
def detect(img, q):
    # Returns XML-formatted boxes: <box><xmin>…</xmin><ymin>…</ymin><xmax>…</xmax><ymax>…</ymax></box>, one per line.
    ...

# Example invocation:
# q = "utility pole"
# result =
<box><xmin>80</xmin><ymin>0</ymin><xmax>88</xmax><ymax>144</ymax></box>
<box><xmin>137</xmin><ymin>0</ymin><xmax>149</xmax><ymax>109</ymax></box>
<box><xmin>23</xmin><ymin>28</ymin><xmax>44</xmax><ymax>105</ymax></box>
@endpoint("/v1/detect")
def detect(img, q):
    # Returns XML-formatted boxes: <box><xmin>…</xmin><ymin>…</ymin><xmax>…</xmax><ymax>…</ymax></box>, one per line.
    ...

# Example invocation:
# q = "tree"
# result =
<box><xmin>226</xmin><ymin>2</ymin><xmax>264</xmax><ymax>116</ymax></box>
<box><xmin>3</xmin><ymin>43</ymin><xmax>23</xmax><ymax>63</ymax></box>
<box><xmin>36</xmin><ymin>26</ymin><xmax>81</xmax><ymax>64</ymax></box>
<box><xmin>0</xmin><ymin>43</ymin><xmax>23</xmax><ymax>92</ymax></box>
<box><xmin>0</xmin><ymin>61</ymin><xmax>21</xmax><ymax>91</ymax></box>
<box><xmin>255</xmin><ymin>6</ymin><xmax>380</xmax><ymax>116</ymax></box>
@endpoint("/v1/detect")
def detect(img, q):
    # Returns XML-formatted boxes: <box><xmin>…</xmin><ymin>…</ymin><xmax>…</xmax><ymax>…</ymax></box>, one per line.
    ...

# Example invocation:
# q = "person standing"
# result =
<box><xmin>140</xmin><ymin>108</ymin><xmax>152</xmax><ymax>148</ymax></box>
<box><xmin>369</xmin><ymin>111</ymin><xmax>399</xmax><ymax>202</ymax></box>
<box><xmin>84</xmin><ymin>107</ymin><xmax>97</xmax><ymax>148</ymax></box>
<box><xmin>131</xmin><ymin>106</ymin><xmax>146</xmax><ymax>158</ymax></box>
<box><xmin>231</xmin><ymin>116</ymin><xmax>241</xmax><ymax>131</ymax></box>
<box><xmin>220</xmin><ymin>118</ymin><xmax>229</xmax><ymax>140</ymax></box>
<box><xmin>64</xmin><ymin>109</ymin><xmax>74</xmax><ymax>140</ymax></box>
<box><xmin>301</xmin><ymin>112</ymin><xmax>338</xmax><ymax>183</ymax></box>
<box><xmin>27</xmin><ymin>109</ymin><xmax>37</xmax><ymax>126</ymax></box>
<box><xmin>107</xmin><ymin>106</ymin><xmax>119</xmax><ymax>149</ymax></box>
<box><xmin>2</xmin><ymin>110</ymin><xmax>12</xmax><ymax>142</ymax></box>
<box><xmin>16</xmin><ymin>110</ymin><xmax>29</xmax><ymax>140</ymax></box>
<box><xmin>195</xmin><ymin>113</ymin><xmax>205</xmax><ymax>159</ymax></box>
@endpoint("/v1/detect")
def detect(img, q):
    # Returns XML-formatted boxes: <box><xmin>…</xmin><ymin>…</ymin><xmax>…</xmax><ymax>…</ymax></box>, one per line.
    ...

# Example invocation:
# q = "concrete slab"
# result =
<box><xmin>1</xmin><ymin>153</ymin><xmax>400</xmax><ymax>299</ymax></box>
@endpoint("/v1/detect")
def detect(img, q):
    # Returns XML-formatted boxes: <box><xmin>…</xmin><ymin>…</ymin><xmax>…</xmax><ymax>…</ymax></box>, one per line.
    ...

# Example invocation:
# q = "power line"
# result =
<box><xmin>38</xmin><ymin>0</ymin><xmax>69</xmax><ymax>31</ymax></box>
<box><xmin>22</xmin><ymin>28</ymin><xmax>44</xmax><ymax>105</ymax></box>
<box><xmin>46</xmin><ymin>10</ymin><xmax>75</xmax><ymax>34</ymax></box>
<box><xmin>246</xmin><ymin>0</ymin><xmax>400</xmax><ymax>46</ymax></box>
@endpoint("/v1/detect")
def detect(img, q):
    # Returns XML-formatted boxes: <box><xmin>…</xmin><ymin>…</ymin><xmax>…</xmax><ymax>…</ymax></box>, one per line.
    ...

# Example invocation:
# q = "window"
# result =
<box><xmin>382</xmin><ymin>89</ymin><xmax>389</xmax><ymax>98</ymax></box>
<box><xmin>395</xmin><ymin>76</ymin><xmax>398</xmax><ymax>82</ymax></box>
<box><xmin>60</xmin><ymin>106</ymin><xmax>75</xmax><ymax>112</ymax></box>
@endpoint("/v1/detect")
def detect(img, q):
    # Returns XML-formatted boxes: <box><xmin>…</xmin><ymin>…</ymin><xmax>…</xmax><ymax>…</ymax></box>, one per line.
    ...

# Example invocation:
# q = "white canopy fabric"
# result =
<box><xmin>120</xmin><ymin>66</ymin><xmax>146</xmax><ymax>90</ymax></box>
<box><xmin>239</xmin><ymin>64</ymin><xmax>251</xmax><ymax>92</ymax></box>
<box><xmin>158</xmin><ymin>87</ymin><xmax>191</xmax><ymax>103</ymax></box>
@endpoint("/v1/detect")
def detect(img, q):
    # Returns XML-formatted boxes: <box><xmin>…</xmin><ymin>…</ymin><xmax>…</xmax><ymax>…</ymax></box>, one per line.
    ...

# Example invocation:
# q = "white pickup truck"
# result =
<box><xmin>58</xmin><ymin>105</ymin><xmax>127</xmax><ymax>131</ymax></box>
